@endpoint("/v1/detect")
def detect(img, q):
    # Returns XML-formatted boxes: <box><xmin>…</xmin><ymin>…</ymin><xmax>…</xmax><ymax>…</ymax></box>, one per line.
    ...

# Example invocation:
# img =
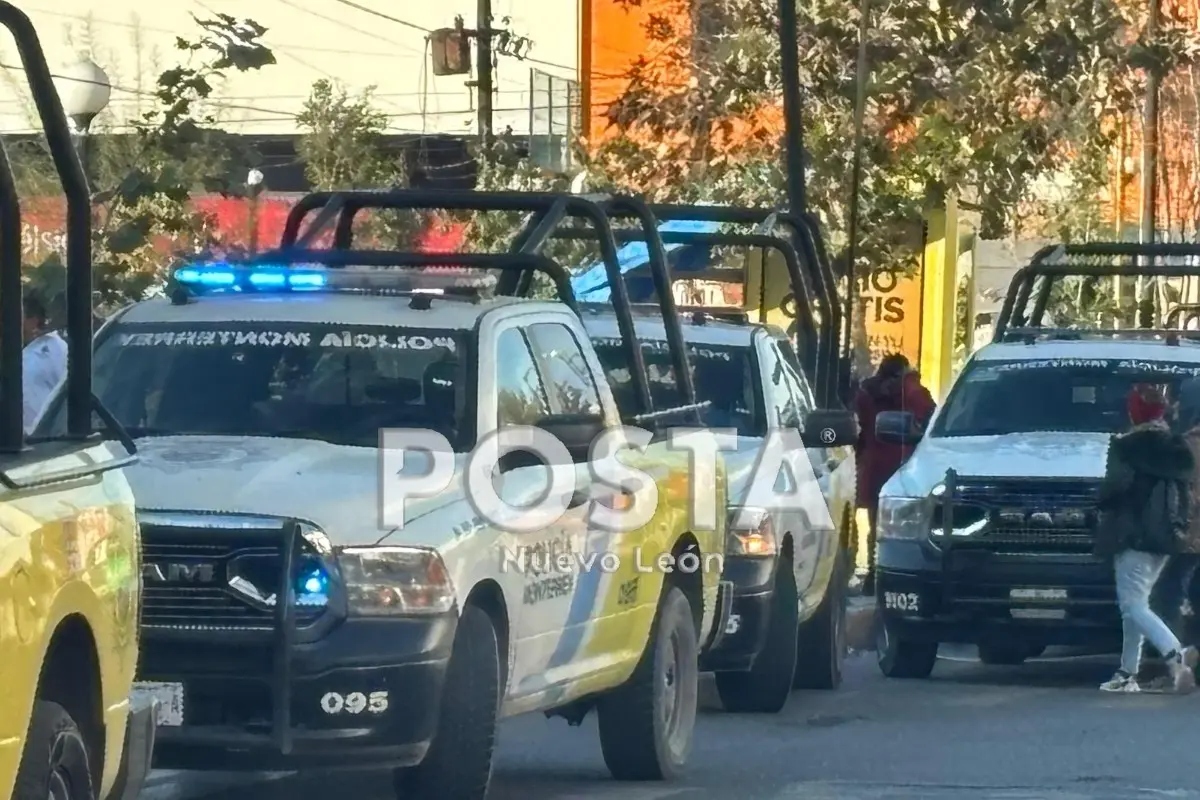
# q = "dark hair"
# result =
<box><xmin>22</xmin><ymin>293</ymin><xmax>46</xmax><ymax>323</ymax></box>
<box><xmin>877</xmin><ymin>353</ymin><xmax>910</xmax><ymax>380</ymax></box>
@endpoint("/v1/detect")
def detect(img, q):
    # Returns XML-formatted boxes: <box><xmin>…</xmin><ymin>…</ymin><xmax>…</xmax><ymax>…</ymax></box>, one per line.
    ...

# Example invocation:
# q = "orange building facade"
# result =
<box><xmin>582</xmin><ymin>0</ymin><xmax>687</xmax><ymax>144</ymax></box>
<box><xmin>581</xmin><ymin>0</ymin><xmax>784</xmax><ymax>153</ymax></box>
<box><xmin>1107</xmin><ymin>0</ymin><xmax>1200</xmax><ymax>237</ymax></box>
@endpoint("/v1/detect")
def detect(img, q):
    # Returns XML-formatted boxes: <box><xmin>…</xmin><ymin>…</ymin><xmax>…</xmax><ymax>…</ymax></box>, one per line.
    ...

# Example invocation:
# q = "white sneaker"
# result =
<box><xmin>1100</xmin><ymin>671</ymin><xmax>1141</xmax><ymax>692</ymax></box>
<box><xmin>1168</xmin><ymin>649</ymin><xmax>1197</xmax><ymax>694</ymax></box>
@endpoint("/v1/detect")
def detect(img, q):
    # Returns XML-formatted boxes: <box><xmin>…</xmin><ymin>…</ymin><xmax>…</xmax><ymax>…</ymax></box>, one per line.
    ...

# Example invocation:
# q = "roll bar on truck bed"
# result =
<box><xmin>0</xmin><ymin>2</ymin><xmax>134</xmax><ymax>476</ymax></box>
<box><xmin>275</xmin><ymin>188</ymin><xmax>708</xmax><ymax>426</ymax></box>
<box><xmin>994</xmin><ymin>242</ymin><xmax>1200</xmax><ymax>343</ymax></box>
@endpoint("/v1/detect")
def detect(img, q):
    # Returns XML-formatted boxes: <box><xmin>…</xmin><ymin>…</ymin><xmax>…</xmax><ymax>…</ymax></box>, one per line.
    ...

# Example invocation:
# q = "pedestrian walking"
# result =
<box><xmin>20</xmin><ymin>292</ymin><xmax>67</xmax><ymax>434</ymax></box>
<box><xmin>853</xmin><ymin>353</ymin><xmax>935</xmax><ymax>593</ymax></box>
<box><xmin>1158</xmin><ymin>378</ymin><xmax>1200</xmax><ymax>653</ymax></box>
<box><xmin>1095</xmin><ymin>384</ymin><xmax>1199</xmax><ymax>693</ymax></box>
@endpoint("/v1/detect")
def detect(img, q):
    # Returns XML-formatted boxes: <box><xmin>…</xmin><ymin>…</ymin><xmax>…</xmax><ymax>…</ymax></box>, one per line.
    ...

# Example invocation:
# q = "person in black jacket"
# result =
<box><xmin>1141</xmin><ymin>377</ymin><xmax>1200</xmax><ymax>680</ymax></box>
<box><xmin>1095</xmin><ymin>385</ymin><xmax>1199</xmax><ymax>693</ymax></box>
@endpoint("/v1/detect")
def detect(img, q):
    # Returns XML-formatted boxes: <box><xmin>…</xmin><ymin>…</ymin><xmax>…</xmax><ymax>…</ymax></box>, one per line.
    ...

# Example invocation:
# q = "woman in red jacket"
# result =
<box><xmin>854</xmin><ymin>354</ymin><xmax>936</xmax><ymax>592</ymax></box>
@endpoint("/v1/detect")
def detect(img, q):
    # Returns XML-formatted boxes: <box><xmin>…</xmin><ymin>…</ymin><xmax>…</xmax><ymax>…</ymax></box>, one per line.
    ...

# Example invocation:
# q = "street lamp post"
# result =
<box><xmin>246</xmin><ymin>169</ymin><xmax>265</xmax><ymax>254</ymax></box>
<box><xmin>54</xmin><ymin>59</ymin><xmax>111</xmax><ymax>189</ymax></box>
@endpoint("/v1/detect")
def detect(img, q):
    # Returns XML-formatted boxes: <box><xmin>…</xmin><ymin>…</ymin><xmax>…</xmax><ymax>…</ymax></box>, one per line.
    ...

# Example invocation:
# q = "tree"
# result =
<box><xmin>20</xmin><ymin>14</ymin><xmax>277</xmax><ymax>312</ymax></box>
<box><xmin>444</xmin><ymin>135</ymin><xmax>598</xmax><ymax>297</ymax></box>
<box><xmin>585</xmin><ymin>0</ymin><xmax>1200</xmax><ymax>275</ymax></box>
<box><xmin>296</xmin><ymin>79</ymin><xmax>423</xmax><ymax>249</ymax></box>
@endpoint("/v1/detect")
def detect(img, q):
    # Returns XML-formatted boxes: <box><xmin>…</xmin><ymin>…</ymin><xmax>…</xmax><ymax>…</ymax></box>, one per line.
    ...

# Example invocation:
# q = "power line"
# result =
<box><xmin>0</xmin><ymin>88</ymin><xmax>534</xmax><ymax>106</ymax></box>
<box><xmin>191</xmin><ymin>0</ymin><xmax>339</xmax><ymax>85</ymax></box>
<box><xmin>0</xmin><ymin>60</ymin><xmax>577</xmax><ymax>124</ymax></box>
<box><xmin>324</xmin><ymin>0</ymin><xmax>576</xmax><ymax>74</ymax></box>
<box><xmin>0</xmin><ymin>61</ymin><xmax>296</xmax><ymax>118</ymax></box>
<box><xmin>268</xmin><ymin>0</ymin><xmax>424</xmax><ymax>56</ymax></box>
<box><xmin>329</xmin><ymin>0</ymin><xmax>431</xmax><ymax>33</ymax></box>
<box><xmin>20</xmin><ymin>5</ymin><xmax>410</xmax><ymax>58</ymax></box>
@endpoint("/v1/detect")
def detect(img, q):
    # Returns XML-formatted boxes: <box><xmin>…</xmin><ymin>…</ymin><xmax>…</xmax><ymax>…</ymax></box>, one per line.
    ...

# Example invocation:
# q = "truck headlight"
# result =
<box><xmin>336</xmin><ymin>546</ymin><xmax>456</xmax><ymax>616</ymax></box>
<box><xmin>876</xmin><ymin>497</ymin><xmax>931</xmax><ymax>541</ymax></box>
<box><xmin>726</xmin><ymin>507</ymin><xmax>776</xmax><ymax>556</ymax></box>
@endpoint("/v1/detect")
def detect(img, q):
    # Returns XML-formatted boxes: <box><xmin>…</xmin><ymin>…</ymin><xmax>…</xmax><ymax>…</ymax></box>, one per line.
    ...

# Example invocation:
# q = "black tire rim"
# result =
<box><xmin>833</xmin><ymin>592</ymin><xmax>846</xmax><ymax>668</ymax></box>
<box><xmin>875</xmin><ymin>614</ymin><xmax>890</xmax><ymax>663</ymax></box>
<box><xmin>661</xmin><ymin>627</ymin><xmax>686</xmax><ymax>752</ymax></box>
<box><xmin>46</xmin><ymin>733</ymin><xmax>74</xmax><ymax>800</ymax></box>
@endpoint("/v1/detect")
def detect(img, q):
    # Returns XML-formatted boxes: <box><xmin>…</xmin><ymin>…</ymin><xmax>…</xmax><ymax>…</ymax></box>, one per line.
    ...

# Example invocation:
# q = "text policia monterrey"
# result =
<box><xmin>117</xmin><ymin>329</ymin><xmax>456</xmax><ymax>351</ymax></box>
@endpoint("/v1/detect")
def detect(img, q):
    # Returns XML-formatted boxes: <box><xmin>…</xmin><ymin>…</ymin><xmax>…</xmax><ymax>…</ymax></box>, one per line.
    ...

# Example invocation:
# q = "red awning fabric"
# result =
<box><xmin>416</xmin><ymin>223</ymin><xmax>470</xmax><ymax>272</ymax></box>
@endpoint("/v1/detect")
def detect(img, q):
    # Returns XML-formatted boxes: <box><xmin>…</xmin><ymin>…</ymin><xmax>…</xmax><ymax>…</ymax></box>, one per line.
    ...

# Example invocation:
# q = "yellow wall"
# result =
<box><xmin>918</xmin><ymin>196</ymin><xmax>960</xmax><ymax>400</ymax></box>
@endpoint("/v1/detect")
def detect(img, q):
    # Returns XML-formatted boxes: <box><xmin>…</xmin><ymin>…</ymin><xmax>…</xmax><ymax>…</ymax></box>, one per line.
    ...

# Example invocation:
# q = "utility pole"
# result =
<box><xmin>1138</xmin><ymin>0</ymin><xmax>1161</xmax><ymax>325</ymax></box>
<box><xmin>778</xmin><ymin>0</ymin><xmax>805</xmax><ymax>214</ymax></box>
<box><xmin>476</xmin><ymin>0</ymin><xmax>494</xmax><ymax>148</ymax></box>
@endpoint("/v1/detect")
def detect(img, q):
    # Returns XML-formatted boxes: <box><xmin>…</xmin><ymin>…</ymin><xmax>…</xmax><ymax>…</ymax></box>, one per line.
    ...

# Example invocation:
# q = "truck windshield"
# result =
<box><xmin>932</xmin><ymin>357</ymin><xmax>1200</xmax><ymax>437</ymax></box>
<box><xmin>590</xmin><ymin>338</ymin><xmax>763</xmax><ymax>435</ymax></box>
<box><xmin>40</xmin><ymin>322</ymin><xmax>467</xmax><ymax>449</ymax></box>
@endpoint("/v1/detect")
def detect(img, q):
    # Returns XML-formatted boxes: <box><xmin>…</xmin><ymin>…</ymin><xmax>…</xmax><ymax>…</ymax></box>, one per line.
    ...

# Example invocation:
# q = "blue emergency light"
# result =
<box><xmin>171</xmin><ymin>262</ymin><xmax>491</xmax><ymax>296</ymax></box>
<box><xmin>173</xmin><ymin>264</ymin><xmax>328</xmax><ymax>292</ymax></box>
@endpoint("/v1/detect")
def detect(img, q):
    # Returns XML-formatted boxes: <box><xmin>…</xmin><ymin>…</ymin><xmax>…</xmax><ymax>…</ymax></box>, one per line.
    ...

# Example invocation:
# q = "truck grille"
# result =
<box><xmin>140</xmin><ymin>516</ymin><xmax>328</xmax><ymax>632</ymax></box>
<box><xmin>933</xmin><ymin>479</ymin><xmax>1101</xmax><ymax>553</ymax></box>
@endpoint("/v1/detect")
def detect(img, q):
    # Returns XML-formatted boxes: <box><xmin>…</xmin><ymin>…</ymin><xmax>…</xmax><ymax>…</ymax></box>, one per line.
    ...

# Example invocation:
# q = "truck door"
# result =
<box><xmin>522</xmin><ymin>322</ymin><xmax>626</xmax><ymax>688</ymax></box>
<box><xmin>490</xmin><ymin>324</ymin><xmax>589</xmax><ymax>696</ymax></box>
<box><xmin>757</xmin><ymin>338</ymin><xmax>823</xmax><ymax>601</ymax></box>
<box><xmin>778</xmin><ymin>342</ymin><xmax>845</xmax><ymax>602</ymax></box>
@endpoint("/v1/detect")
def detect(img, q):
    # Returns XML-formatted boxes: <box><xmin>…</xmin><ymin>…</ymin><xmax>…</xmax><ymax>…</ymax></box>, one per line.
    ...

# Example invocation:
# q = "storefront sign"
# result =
<box><xmin>858</xmin><ymin>267</ymin><xmax>922</xmax><ymax>366</ymax></box>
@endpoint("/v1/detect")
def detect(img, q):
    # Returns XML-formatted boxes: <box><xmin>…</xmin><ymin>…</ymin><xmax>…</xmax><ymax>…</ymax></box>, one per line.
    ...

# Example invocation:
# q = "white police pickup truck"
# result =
<box><xmin>583</xmin><ymin>308</ymin><xmax>858</xmax><ymax>712</ymax></box>
<box><xmin>36</xmin><ymin>261</ymin><xmax>726</xmax><ymax>799</ymax></box>
<box><xmin>873</xmin><ymin>335</ymin><xmax>1200</xmax><ymax>677</ymax></box>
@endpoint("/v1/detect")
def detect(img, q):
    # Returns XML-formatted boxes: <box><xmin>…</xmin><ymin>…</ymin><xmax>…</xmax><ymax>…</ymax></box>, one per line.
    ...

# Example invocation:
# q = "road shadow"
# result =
<box><xmin>930</xmin><ymin>649</ymin><xmax>1119</xmax><ymax>689</ymax></box>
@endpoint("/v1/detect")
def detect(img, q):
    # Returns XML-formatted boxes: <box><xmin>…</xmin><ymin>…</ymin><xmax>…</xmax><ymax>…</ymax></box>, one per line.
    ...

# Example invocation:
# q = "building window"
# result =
<box><xmin>528</xmin><ymin>68</ymin><xmax>580</xmax><ymax>173</ymax></box>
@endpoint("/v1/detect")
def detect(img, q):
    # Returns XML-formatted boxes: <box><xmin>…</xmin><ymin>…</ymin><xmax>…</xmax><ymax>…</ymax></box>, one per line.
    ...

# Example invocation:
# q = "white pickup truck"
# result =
<box><xmin>873</xmin><ymin>337</ymin><xmax>1200</xmax><ymax>676</ymax></box>
<box><xmin>36</xmin><ymin>260</ymin><xmax>727</xmax><ymax>800</ymax></box>
<box><xmin>583</xmin><ymin>307</ymin><xmax>858</xmax><ymax>712</ymax></box>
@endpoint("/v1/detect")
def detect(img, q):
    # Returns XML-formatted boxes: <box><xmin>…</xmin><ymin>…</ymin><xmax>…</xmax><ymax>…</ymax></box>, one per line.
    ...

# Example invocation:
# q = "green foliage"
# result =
<box><xmin>953</xmin><ymin>274</ymin><xmax>971</xmax><ymax>371</ymax></box>
<box><xmin>454</xmin><ymin>136</ymin><xmax>596</xmax><ymax>297</ymax></box>
<box><xmin>23</xmin><ymin>14</ymin><xmax>276</xmax><ymax>313</ymax></box>
<box><xmin>460</xmin><ymin>136</ymin><xmax>575</xmax><ymax>251</ymax></box>
<box><xmin>583</xmin><ymin>0</ymin><xmax>1200</xmax><ymax>275</ymax></box>
<box><xmin>296</xmin><ymin>79</ymin><xmax>422</xmax><ymax>248</ymax></box>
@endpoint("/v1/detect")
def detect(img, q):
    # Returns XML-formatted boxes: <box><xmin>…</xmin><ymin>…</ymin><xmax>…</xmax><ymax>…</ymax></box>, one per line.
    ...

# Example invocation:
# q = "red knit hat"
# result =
<box><xmin>1128</xmin><ymin>384</ymin><xmax>1167</xmax><ymax>425</ymax></box>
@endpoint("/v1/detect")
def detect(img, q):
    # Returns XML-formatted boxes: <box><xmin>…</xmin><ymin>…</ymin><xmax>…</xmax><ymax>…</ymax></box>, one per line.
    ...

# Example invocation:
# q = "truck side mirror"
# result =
<box><xmin>801</xmin><ymin>408</ymin><xmax>858</xmax><ymax>448</ymax></box>
<box><xmin>875</xmin><ymin>410</ymin><xmax>921</xmax><ymax>445</ymax></box>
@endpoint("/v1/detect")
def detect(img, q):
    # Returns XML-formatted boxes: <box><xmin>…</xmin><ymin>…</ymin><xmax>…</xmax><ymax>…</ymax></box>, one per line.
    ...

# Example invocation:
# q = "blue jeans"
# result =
<box><xmin>1115</xmin><ymin>550</ymin><xmax>1182</xmax><ymax>675</ymax></box>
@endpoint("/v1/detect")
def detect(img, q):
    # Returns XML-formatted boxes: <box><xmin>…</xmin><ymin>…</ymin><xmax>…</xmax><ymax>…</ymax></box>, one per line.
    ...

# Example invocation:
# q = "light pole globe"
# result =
<box><xmin>55</xmin><ymin>59</ymin><xmax>111</xmax><ymax>133</ymax></box>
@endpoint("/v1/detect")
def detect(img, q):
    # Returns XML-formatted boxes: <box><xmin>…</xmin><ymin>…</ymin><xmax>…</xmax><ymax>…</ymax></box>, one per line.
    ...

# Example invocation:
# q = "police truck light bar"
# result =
<box><xmin>171</xmin><ymin>262</ymin><xmax>492</xmax><ymax>295</ymax></box>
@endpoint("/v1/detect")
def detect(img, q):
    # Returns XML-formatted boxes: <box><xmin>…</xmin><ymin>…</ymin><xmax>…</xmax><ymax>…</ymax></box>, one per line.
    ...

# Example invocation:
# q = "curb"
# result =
<box><xmin>846</xmin><ymin>595</ymin><xmax>877</xmax><ymax>652</ymax></box>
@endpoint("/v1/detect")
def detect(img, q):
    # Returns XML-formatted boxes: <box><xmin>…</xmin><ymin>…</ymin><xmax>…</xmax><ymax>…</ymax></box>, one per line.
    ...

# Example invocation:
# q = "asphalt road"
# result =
<box><xmin>139</xmin><ymin>646</ymin><xmax>1200</xmax><ymax>800</ymax></box>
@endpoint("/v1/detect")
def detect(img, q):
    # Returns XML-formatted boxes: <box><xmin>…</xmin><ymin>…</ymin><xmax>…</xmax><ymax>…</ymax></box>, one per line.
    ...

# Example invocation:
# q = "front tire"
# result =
<box><xmin>13</xmin><ymin>701</ymin><xmax>94</xmax><ymax>800</ymax></box>
<box><xmin>793</xmin><ymin>546</ymin><xmax>847</xmax><ymax>690</ymax></box>
<box><xmin>597</xmin><ymin>585</ymin><xmax>698</xmax><ymax>781</ymax></box>
<box><xmin>394</xmin><ymin>605</ymin><xmax>499</xmax><ymax>800</ymax></box>
<box><xmin>875</xmin><ymin>611</ymin><xmax>938</xmax><ymax>679</ymax></box>
<box><xmin>715</xmin><ymin>559</ymin><xmax>799</xmax><ymax>713</ymax></box>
